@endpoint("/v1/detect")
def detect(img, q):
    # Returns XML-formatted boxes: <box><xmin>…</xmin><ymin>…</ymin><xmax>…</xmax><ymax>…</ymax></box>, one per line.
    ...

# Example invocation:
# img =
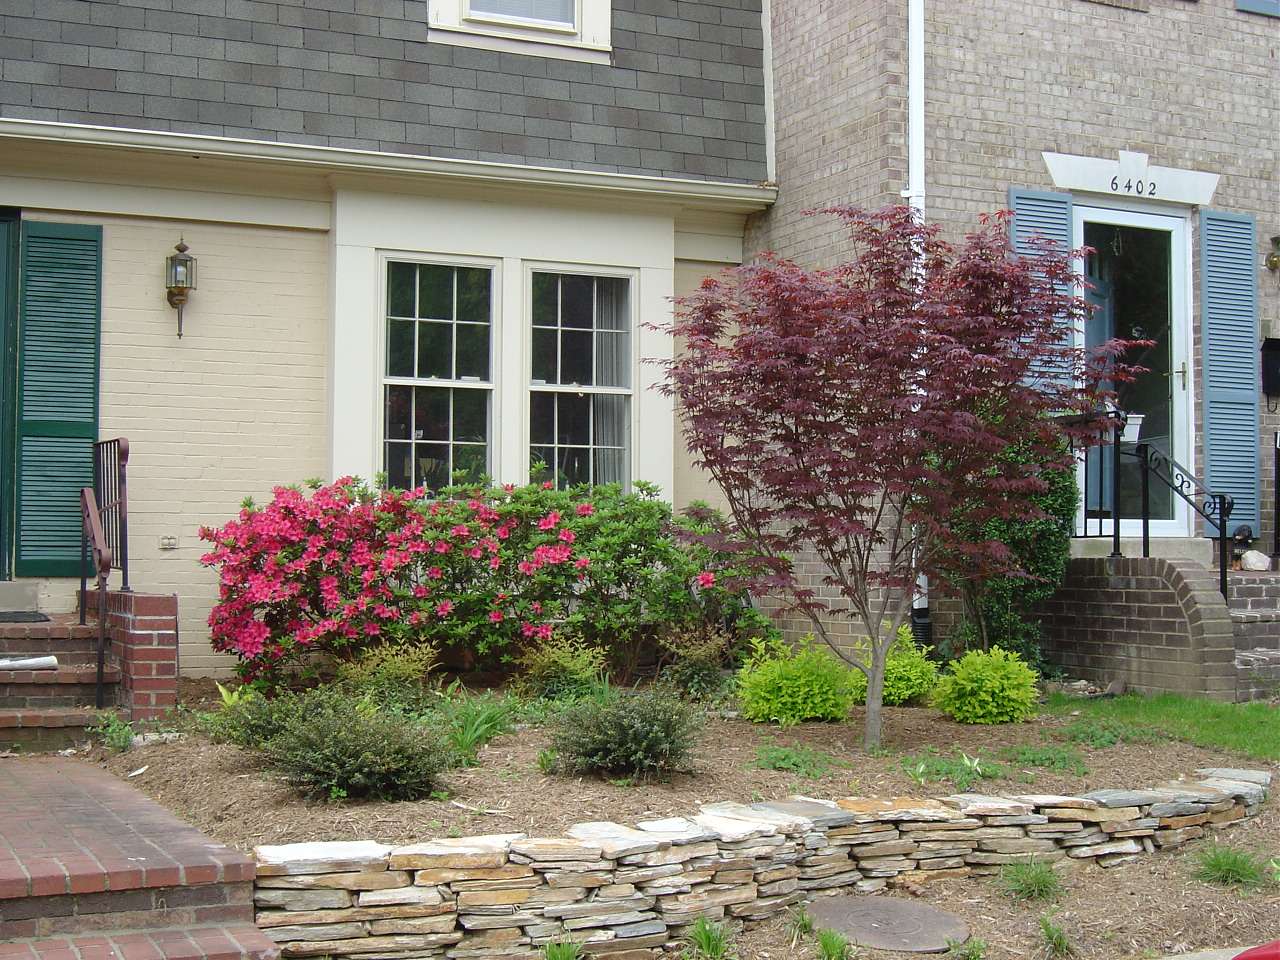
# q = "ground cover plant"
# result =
<box><xmin>664</xmin><ymin>204</ymin><xmax>1142</xmax><ymax>747</ymax></box>
<box><xmin>1192</xmin><ymin>844</ymin><xmax>1273</xmax><ymax>891</ymax></box>
<box><xmin>998</xmin><ymin>859</ymin><xmax>1063</xmax><ymax>902</ymax></box>
<box><xmin>753</xmin><ymin>743</ymin><xmax>845</xmax><ymax>779</ymax></box>
<box><xmin>902</xmin><ymin>748</ymin><xmax>1006</xmax><ymax>791</ymax></box>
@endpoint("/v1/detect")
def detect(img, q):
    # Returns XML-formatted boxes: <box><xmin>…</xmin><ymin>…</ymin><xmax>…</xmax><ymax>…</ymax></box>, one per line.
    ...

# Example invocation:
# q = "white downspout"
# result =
<box><xmin>903</xmin><ymin>0</ymin><xmax>926</xmax><ymax>216</ymax></box>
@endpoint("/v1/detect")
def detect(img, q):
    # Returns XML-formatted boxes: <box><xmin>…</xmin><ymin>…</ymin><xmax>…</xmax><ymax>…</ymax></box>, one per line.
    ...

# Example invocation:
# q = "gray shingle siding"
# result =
<box><xmin>0</xmin><ymin>0</ymin><xmax>768</xmax><ymax>183</ymax></box>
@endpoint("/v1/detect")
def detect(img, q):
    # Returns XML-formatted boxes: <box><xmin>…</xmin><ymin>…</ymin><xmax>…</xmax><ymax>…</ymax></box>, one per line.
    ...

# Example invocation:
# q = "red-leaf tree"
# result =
<box><xmin>662</xmin><ymin>205</ymin><xmax>1138</xmax><ymax>748</ymax></box>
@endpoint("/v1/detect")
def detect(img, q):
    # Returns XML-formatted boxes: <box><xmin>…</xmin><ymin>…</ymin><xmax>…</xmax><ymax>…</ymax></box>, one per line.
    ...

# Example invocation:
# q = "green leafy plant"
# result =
<box><xmin>335</xmin><ymin>641</ymin><xmax>439</xmax><ymax>713</ymax></box>
<box><xmin>848</xmin><ymin>626</ymin><xmax>939</xmax><ymax>706</ymax></box>
<box><xmin>541</xmin><ymin>942</ymin><xmax>584</xmax><ymax>960</ymax></box>
<box><xmin>999</xmin><ymin>743</ymin><xmax>1087</xmax><ymax>776</ymax></box>
<box><xmin>1193</xmin><ymin>844</ymin><xmax>1271</xmax><ymax>890</ymax></box>
<box><xmin>515</xmin><ymin>635</ymin><xmax>608</xmax><ymax>701</ymax></box>
<box><xmin>215</xmin><ymin>680</ymin><xmax>253</xmax><ymax>708</ymax></box>
<box><xmin>548</xmin><ymin>688</ymin><xmax>702</xmax><ymax>779</ymax></box>
<box><xmin>787</xmin><ymin>906</ymin><xmax>815</xmax><ymax>947</ymax></box>
<box><xmin>682</xmin><ymin>917</ymin><xmax>734</xmax><ymax>960</ymax></box>
<box><xmin>92</xmin><ymin>711</ymin><xmax>135</xmax><ymax>752</ymax></box>
<box><xmin>264</xmin><ymin>686</ymin><xmax>448</xmax><ymax>800</ymax></box>
<box><xmin>814</xmin><ymin>929</ymin><xmax>854</xmax><ymax>960</ymax></box>
<box><xmin>1060</xmin><ymin>716</ymin><xmax>1156</xmax><ymax>749</ymax></box>
<box><xmin>1038</xmin><ymin>915</ymin><xmax>1074</xmax><ymax>958</ymax></box>
<box><xmin>932</xmin><ymin>647</ymin><xmax>1039</xmax><ymax>724</ymax></box>
<box><xmin>436</xmin><ymin>688</ymin><xmax>514</xmax><ymax>764</ymax></box>
<box><xmin>536</xmin><ymin>748</ymin><xmax>558</xmax><ymax>774</ymax></box>
<box><xmin>901</xmin><ymin>749</ymin><xmax>1006</xmax><ymax>791</ymax></box>
<box><xmin>754</xmin><ymin>744</ymin><xmax>843</xmax><ymax>779</ymax></box>
<box><xmin>998</xmin><ymin>858</ymin><xmax>1063</xmax><ymax>902</ymax></box>
<box><xmin>945</xmin><ymin>939</ymin><xmax>986</xmax><ymax>960</ymax></box>
<box><xmin>198</xmin><ymin>689</ymin><xmax>298</xmax><ymax>750</ymax></box>
<box><xmin>659</xmin><ymin>627</ymin><xmax>740</xmax><ymax>702</ymax></box>
<box><xmin>737</xmin><ymin>636</ymin><xmax>858</xmax><ymax>727</ymax></box>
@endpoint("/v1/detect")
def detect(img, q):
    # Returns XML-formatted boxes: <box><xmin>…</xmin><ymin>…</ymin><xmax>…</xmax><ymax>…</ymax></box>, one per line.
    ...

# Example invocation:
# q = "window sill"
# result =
<box><xmin>428</xmin><ymin>24</ymin><xmax>612</xmax><ymax>64</ymax></box>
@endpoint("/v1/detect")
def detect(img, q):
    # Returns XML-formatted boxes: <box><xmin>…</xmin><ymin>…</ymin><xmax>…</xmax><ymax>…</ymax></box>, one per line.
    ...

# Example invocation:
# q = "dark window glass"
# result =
<box><xmin>532</xmin><ymin>272</ymin><xmax>558</xmax><ymax>327</ymax></box>
<box><xmin>388</xmin><ymin>262</ymin><xmax>416</xmax><ymax>317</ymax></box>
<box><xmin>418</xmin><ymin>264</ymin><xmax>454</xmax><ymax>320</ymax></box>
<box><xmin>418</xmin><ymin>321</ymin><xmax>452</xmax><ymax>379</ymax></box>
<box><xmin>453</xmin><ymin>388</ymin><xmax>487</xmax><ymax>442</ymax></box>
<box><xmin>560</xmin><ymin>330</ymin><xmax>593</xmax><ymax>385</ymax></box>
<box><xmin>557</xmin><ymin>393</ymin><xmax>590</xmax><ymax>445</ymax></box>
<box><xmin>416</xmin><ymin>386</ymin><xmax>450</xmax><ymax>441</ymax></box>
<box><xmin>387</xmin><ymin>319</ymin><xmax>415</xmax><ymax>377</ymax></box>
<box><xmin>456</xmin><ymin>323</ymin><xmax>490</xmax><ymax>380</ymax></box>
<box><xmin>385</xmin><ymin>385</ymin><xmax>413</xmax><ymax>440</ymax></box>
<box><xmin>457</xmin><ymin>268</ymin><xmax>490</xmax><ymax>323</ymax></box>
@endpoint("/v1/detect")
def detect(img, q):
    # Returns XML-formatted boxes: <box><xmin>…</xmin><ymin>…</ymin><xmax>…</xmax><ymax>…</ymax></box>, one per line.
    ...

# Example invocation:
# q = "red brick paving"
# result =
<box><xmin>0</xmin><ymin>924</ymin><xmax>278</xmax><ymax>960</ymax></box>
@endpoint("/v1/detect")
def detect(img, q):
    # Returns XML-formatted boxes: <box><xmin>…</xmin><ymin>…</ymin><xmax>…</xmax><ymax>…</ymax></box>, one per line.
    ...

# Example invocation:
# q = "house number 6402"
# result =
<box><xmin>1110</xmin><ymin>176</ymin><xmax>1156</xmax><ymax>197</ymax></box>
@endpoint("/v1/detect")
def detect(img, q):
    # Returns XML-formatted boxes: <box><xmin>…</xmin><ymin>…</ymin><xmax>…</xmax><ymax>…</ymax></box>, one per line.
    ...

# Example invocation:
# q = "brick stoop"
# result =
<box><xmin>1230</xmin><ymin>572</ymin><xmax>1280</xmax><ymax>698</ymax></box>
<box><xmin>0</xmin><ymin>758</ymin><xmax>273</xmax><ymax>960</ymax></box>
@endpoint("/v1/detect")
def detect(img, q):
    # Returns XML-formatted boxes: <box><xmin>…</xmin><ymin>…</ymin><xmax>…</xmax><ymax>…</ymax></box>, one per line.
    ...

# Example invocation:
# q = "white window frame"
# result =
<box><xmin>428</xmin><ymin>0</ymin><xmax>612</xmax><ymax>64</ymax></box>
<box><xmin>522</xmin><ymin>261</ymin><xmax>639</xmax><ymax>489</ymax></box>
<box><xmin>378</xmin><ymin>251</ymin><xmax>502</xmax><ymax>491</ymax></box>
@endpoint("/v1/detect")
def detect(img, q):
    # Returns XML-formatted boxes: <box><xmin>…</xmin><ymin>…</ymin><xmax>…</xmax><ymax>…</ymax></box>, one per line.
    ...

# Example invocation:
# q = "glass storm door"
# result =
<box><xmin>1074</xmin><ymin>206</ymin><xmax>1191</xmax><ymax>538</ymax></box>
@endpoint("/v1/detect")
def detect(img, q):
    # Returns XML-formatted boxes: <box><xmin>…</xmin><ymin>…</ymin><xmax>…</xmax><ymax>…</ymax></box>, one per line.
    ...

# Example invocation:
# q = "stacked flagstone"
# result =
<box><xmin>253</xmin><ymin>767</ymin><xmax>1269</xmax><ymax>959</ymax></box>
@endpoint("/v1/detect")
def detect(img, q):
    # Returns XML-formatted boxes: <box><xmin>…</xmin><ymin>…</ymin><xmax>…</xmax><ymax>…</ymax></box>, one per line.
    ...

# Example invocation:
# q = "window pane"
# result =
<box><xmin>418</xmin><ymin>264</ymin><xmax>454</xmax><ymax>320</ymax></box>
<box><xmin>385</xmin><ymin>384</ymin><xmax>412</xmax><ymax>440</ymax></box>
<box><xmin>593</xmin><ymin>394</ymin><xmax>628</xmax><ymax>448</ymax></box>
<box><xmin>386</xmin><ymin>442</ymin><xmax>413</xmax><ymax>490</ymax></box>
<box><xmin>530</xmin><ymin>391</ymin><xmax>555</xmax><ymax>445</ymax></box>
<box><xmin>454</xmin><ymin>444</ymin><xmax>487</xmax><ymax>484</ymax></box>
<box><xmin>530</xmin><ymin>446</ymin><xmax>555</xmax><ymax>484</ymax></box>
<box><xmin>388</xmin><ymin>262</ymin><xmax>416</xmax><ymax>318</ymax></box>
<box><xmin>453</xmin><ymin>388</ymin><xmax>487</xmax><ymax>443</ymax></box>
<box><xmin>532</xmin><ymin>272</ymin><xmax>558</xmax><ymax>327</ymax></box>
<box><xmin>532</xmin><ymin>328</ymin><xmax>557</xmax><ymax>383</ymax></box>
<box><xmin>418</xmin><ymin>321</ymin><xmax>453</xmax><ymax>379</ymax></box>
<box><xmin>557</xmin><ymin>393</ymin><xmax>590</xmax><ymax>445</ymax></box>
<box><xmin>457</xmin><ymin>268</ymin><xmax>490</xmax><ymax>323</ymax></box>
<box><xmin>415</xmin><ymin>443</ymin><xmax>450</xmax><ymax>491</ymax></box>
<box><xmin>415</xmin><ymin>386</ymin><xmax>450</xmax><ymax>441</ymax></box>
<box><xmin>387</xmin><ymin>319</ymin><xmax>415</xmax><ymax>377</ymax></box>
<box><xmin>595</xmin><ymin>331</ymin><xmax>628</xmax><ymax>388</ymax></box>
<box><xmin>594</xmin><ymin>448</ymin><xmax>626</xmax><ymax>486</ymax></box>
<box><xmin>558</xmin><ymin>447</ymin><xmax>589</xmax><ymax>487</ymax></box>
<box><xmin>596</xmin><ymin>277</ymin><xmax>628</xmax><ymax>332</ymax></box>
<box><xmin>561</xmin><ymin>274</ymin><xmax>593</xmax><ymax>329</ymax></box>
<box><xmin>471</xmin><ymin>0</ymin><xmax>574</xmax><ymax>25</ymax></box>
<box><xmin>560</xmin><ymin>330</ymin><xmax>592</xmax><ymax>385</ymax></box>
<box><xmin>456</xmin><ymin>323</ymin><xmax>490</xmax><ymax>380</ymax></box>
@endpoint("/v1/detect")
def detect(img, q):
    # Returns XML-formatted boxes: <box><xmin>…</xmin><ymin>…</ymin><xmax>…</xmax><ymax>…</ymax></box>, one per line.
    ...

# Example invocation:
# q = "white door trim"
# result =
<box><xmin>1072</xmin><ymin>202</ymin><xmax>1195</xmax><ymax>538</ymax></box>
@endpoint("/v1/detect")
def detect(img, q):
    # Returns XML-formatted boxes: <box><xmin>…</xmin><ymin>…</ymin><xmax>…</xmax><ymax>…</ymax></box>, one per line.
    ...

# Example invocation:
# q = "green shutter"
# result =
<box><xmin>15</xmin><ymin>221</ymin><xmax>101</xmax><ymax>577</ymax></box>
<box><xmin>1200</xmin><ymin>209</ymin><xmax>1260</xmax><ymax>536</ymax></box>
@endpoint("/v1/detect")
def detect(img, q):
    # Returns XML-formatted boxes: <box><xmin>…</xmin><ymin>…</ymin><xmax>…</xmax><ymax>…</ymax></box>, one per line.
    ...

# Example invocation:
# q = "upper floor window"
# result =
<box><xmin>429</xmin><ymin>0</ymin><xmax>611</xmax><ymax>64</ymax></box>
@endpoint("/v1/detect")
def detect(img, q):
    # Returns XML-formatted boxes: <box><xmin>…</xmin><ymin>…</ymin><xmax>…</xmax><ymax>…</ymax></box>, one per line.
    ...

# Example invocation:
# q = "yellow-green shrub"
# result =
<box><xmin>849</xmin><ymin>627</ymin><xmax>939</xmax><ymax>706</ymax></box>
<box><xmin>736</xmin><ymin>637</ymin><xmax>857</xmax><ymax>727</ymax></box>
<box><xmin>932</xmin><ymin>647</ymin><xmax>1038</xmax><ymax>724</ymax></box>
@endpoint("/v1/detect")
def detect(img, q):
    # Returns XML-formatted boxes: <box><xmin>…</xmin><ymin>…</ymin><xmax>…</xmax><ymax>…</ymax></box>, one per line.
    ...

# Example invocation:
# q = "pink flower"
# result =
<box><xmin>537</xmin><ymin>511</ymin><xmax>561</xmax><ymax>531</ymax></box>
<box><xmin>576</xmin><ymin>503</ymin><xmax>595</xmax><ymax>516</ymax></box>
<box><xmin>435</xmin><ymin>600</ymin><xmax>454</xmax><ymax>617</ymax></box>
<box><xmin>531</xmin><ymin>601</ymin><xmax>542</xmax><ymax>614</ymax></box>
<box><xmin>696</xmin><ymin>571</ymin><xmax>717</xmax><ymax>589</ymax></box>
<box><xmin>450</xmin><ymin>524</ymin><xmax>470</xmax><ymax>537</ymax></box>
<box><xmin>413</xmin><ymin>584</ymin><xmax>430</xmax><ymax>599</ymax></box>
<box><xmin>558</xmin><ymin>528</ymin><xmax>576</xmax><ymax>544</ymax></box>
<box><xmin>518</xmin><ymin>560</ymin><xmax>538</xmax><ymax>576</ymax></box>
<box><xmin>428</xmin><ymin>566</ymin><xmax>443</xmax><ymax>579</ymax></box>
<box><xmin>488</xmin><ymin>609</ymin><xmax>504</xmax><ymax>623</ymax></box>
<box><xmin>574</xmin><ymin>556</ymin><xmax>590</xmax><ymax>569</ymax></box>
<box><xmin>489</xmin><ymin>556</ymin><xmax>502</xmax><ymax>570</ymax></box>
<box><xmin>541</xmin><ymin>481</ymin><xmax>553</xmax><ymax>490</ymax></box>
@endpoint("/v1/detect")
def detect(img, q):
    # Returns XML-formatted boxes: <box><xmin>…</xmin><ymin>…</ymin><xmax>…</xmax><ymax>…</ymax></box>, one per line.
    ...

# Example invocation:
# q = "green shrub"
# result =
<box><xmin>1193</xmin><ymin>845</ymin><xmax>1270</xmax><ymax>890</ymax></box>
<box><xmin>737</xmin><ymin>637</ymin><xmax>858</xmax><ymax>727</ymax></box>
<box><xmin>264</xmin><ymin>687</ymin><xmax>448</xmax><ymax>800</ymax></box>
<box><xmin>849</xmin><ymin>626</ymin><xmax>939</xmax><ymax>706</ymax></box>
<box><xmin>549</xmin><ymin>688</ymin><xmax>702</xmax><ymax>779</ymax></box>
<box><xmin>998</xmin><ymin>858</ymin><xmax>1062</xmax><ymax>901</ymax></box>
<box><xmin>659</xmin><ymin>628</ymin><xmax>740</xmax><ymax>702</ymax></box>
<box><xmin>932</xmin><ymin>647</ymin><xmax>1038</xmax><ymax>724</ymax></box>
<box><xmin>516</xmin><ymin>635</ymin><xmax>608</xmax><ymax>701</ymax></box>
<box><xmin>335</xmin><ymin>641</ymin><xmax>439</xmax><ymax>713</ymax></box>
<box><xmin>199</xmin><ymin>691</ymin><xmax>298</xmax><ymax>750</ymax></box>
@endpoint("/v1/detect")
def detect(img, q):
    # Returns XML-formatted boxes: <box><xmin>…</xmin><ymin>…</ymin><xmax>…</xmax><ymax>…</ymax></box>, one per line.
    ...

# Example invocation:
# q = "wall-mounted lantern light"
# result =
<box><xmin>1266</xmin><ymin>236</ymin><xmax>1280</xmax><ymax>273</ymax></box>
<box><xmin>165</xmin><ymin>239</ymin><xmax>197</xmax><ymax>338</ymax></box>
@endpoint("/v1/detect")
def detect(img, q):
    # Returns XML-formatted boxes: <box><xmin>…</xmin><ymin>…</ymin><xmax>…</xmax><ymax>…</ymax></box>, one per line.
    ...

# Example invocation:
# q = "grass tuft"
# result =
<box><xmin>814</xmin><ymin>929</ymin><xmax>854</xmax><ymax>960</ymax></box>
<box><xmin>945</xmin><ymin>939</ymin><xmax>986</xmax><ymax>960</ymax></box>
<box><xmin>998</xmin><ymin>858</ymin><xmax>1063</xmax><ymax>902</ymax></box>
<box><xmin>1038</xmin><ymin>915</ymin><xmax>1074</xmax><ymax>958</ymax></box>
<box><xmin>541</xmin><ymin>943</ymin><xmax>584</xmax><ymax>960</ymax></box>
<box><xmin>786</xmin><ymin>906</ymin><xmax>815</xmax><ymax>947</ymax></box>
<box><xmin>1193</xmin><ymin>844</ymin><xmax>1270</xmax><ymax>890</ymax></box>
<box><xmin>682</xmin><ymin>917</ymin><xmax>734</xmax><ymax>960</ymax></box>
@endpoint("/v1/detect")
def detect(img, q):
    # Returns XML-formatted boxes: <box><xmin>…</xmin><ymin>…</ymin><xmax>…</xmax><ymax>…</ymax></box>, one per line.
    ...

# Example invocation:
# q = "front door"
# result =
<box><xmin>1074</xmin><ymin>205</ymin><xmax>1192</xmax><ymax>538</ymax></box>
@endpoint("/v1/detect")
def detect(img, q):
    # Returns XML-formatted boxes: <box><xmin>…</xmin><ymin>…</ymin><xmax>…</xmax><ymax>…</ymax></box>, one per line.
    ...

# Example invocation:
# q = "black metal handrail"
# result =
<box><xmin>79</xmin><ymin>487</ymin><xmax>113</xmax><ymax>709</ymax></box>
<box><xmin>1136</xmin><ymin>442</ymin><xmax>1233</xmax><ymax>600</ymax></box>
<box><xmin>93</xmin><ymin>437</ymin><xmax>130</xmax><ymax>592</ymax></box>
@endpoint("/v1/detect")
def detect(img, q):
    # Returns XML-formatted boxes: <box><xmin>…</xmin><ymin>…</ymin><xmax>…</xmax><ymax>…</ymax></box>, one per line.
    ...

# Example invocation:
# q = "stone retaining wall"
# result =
<box><xmin>252</xmin><ymin>767</ymin><xmax>1270</xmax><ymax>959</ymax></box>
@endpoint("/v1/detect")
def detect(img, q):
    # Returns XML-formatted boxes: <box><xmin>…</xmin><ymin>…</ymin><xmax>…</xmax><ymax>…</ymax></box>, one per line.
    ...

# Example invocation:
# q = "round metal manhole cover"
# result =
<box><xmin>805</xmin><ymin>896</ymin><xmax>970</xmax><ymax>953</ymax></box>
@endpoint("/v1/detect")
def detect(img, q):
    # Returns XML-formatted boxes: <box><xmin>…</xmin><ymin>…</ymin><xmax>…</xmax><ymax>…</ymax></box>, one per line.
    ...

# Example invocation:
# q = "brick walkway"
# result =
<box><xmin>0</xmin><ymin>758</ymin><xmax>274</xmax><ymax>960</ymax></box>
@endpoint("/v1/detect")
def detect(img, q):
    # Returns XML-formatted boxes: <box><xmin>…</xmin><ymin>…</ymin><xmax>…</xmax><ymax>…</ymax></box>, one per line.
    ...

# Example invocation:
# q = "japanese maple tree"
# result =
<box><xmin>663</xmin><ymin>205</ymin><xmax>1137</xmax><ymax>748</ymax></box>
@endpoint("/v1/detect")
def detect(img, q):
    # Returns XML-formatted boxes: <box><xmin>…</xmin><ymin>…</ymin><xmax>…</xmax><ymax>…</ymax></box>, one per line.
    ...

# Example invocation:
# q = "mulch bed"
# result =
<box><xmin>95</xmin><ymin>681</ymin><xmax>1280</xmax><ymax>958</ymax></box>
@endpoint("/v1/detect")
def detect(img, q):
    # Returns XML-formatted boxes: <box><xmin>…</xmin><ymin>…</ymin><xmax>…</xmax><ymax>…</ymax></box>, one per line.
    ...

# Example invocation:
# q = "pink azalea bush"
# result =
<box><xmin>200</xmin><ymin>478</ymin><xmax>750</xmax><ymax>688</ymax></box>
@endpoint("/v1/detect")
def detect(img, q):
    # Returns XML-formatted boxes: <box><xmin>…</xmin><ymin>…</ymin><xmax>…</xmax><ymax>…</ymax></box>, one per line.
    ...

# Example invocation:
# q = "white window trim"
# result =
<box><xmin>377</xmin><ymin>251</ymin><xmax>504</xmax><ymax>489</ymax></box>
<box><xmin>428</xmin><ymin>0</ymin><xmax>612</xmax><ymax>64</ymax></box>
<box><xmin>523</xmin><ymin>262</ymin><xmax>639</xmax><ymax>489</ymax></box>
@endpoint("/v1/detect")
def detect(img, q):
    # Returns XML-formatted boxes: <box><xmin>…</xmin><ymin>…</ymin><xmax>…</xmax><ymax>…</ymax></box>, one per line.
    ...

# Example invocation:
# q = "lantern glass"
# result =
<box><xmin>167</xmin><ymin>254</ymin><xmax>195</xmax><ymax>291</ymax></box>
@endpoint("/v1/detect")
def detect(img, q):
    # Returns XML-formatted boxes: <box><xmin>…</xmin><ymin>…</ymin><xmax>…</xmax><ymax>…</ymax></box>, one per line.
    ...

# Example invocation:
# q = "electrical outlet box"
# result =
<box><xmin>159</xmin><ymin>535</ymin><xmax>178</xmax><ymax>550</ymax></box>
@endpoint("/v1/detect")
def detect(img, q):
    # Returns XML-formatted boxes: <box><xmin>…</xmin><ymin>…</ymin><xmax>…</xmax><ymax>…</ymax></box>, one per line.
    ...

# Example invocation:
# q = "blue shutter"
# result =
<box><xmin>1009</xmin><ymin>188</ymin><xmax>1074</xmax><ymax>388</ymax></box>
<box><xmin>1236</xmin><ymin>0</ymin><xmax>1280</xmax><ymax>17</ymax></box>
<box><xmin>1200</xmin><ymin>209</ymin><xmax>1260</xmax><ymax>536</ymax></box>
<box><xmin>15</xmin><ymin>221</ymin><xmax>101</xmax><ymax>577</ymax></box>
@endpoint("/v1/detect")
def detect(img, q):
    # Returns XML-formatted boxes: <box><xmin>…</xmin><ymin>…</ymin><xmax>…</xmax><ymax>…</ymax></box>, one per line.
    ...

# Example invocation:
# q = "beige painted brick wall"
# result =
<box><xmin>27</xmin><ymin>212</ymin><xmax>331</xmax><ymax>675</ymax></box>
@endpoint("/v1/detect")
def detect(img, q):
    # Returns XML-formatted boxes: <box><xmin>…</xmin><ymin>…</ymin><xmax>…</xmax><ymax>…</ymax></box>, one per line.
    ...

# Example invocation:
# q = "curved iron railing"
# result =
<box><xmin>79</xmin><ymin>487</ymin><xmax>114</xmax><ymax>709</ymax></box>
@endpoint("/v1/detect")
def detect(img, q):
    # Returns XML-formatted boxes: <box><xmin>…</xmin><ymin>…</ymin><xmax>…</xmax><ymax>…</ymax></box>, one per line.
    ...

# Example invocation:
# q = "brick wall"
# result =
<box><xmin>103</xmin><ymin>590</ymin><xmax>179</xmax><ymax>721</ymax></box>
<box><xmin>1034</xmin><ymin>557</ymin><xmax>1237</xmax><ymax>699</ymax></box>
<box><xmin>0</xmin><ymin>0</ymin><xmax>767</xmax><ymax>183</ymax></box>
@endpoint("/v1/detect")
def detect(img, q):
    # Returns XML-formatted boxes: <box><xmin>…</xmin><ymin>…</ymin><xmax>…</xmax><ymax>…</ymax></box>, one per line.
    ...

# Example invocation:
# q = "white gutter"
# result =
<box><xmin>0</xmin><ymin>118</ymin><xmax>777</xmax><ymax>213</ymax></box>
<box><xmin>761</xmin><ymin>0</ymin><xmax>777</xmax><ymax>184</ymax></box>
<box><xmin>903</xmin><ymin>0</ymin><xmax>926</xmax><ymax>216</ymax></box>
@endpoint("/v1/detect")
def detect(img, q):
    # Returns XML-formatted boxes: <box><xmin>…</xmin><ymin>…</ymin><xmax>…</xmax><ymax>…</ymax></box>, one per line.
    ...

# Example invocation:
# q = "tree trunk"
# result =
<box><xmin>862</xmin><ymin>643</ymin><xmax>889</xmax><ymax>751</ymax></box>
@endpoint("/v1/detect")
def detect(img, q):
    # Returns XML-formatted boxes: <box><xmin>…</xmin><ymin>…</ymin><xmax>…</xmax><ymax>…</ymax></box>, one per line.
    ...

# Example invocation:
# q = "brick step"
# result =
<box><xmin>0</xmin><ymin>923</ymin><xmax>279</xmax><ymax>960</ymax></box>
<box><xmin>1228</xmin><ymin>570</ymin><xmax>1280</xmax><ymax>610</ymax></box>
<box><xmin>0</xmin><ymin>706</ymin><xmax>99</xmax><ymax>749</ymax></box>
<box><xmin>0</xmin><ymin>625</ymin><xmax>107</xmax><ymax>666</ymax></box>
<box><xmin>1236</xmin><ymin>648</ymin><xmax>1280</xmax><ymax>700</ymax></box>
<box><xmin>0</xmin><ymin>664</ymin><xmax>120</xmax><ymax>709</ymax></box>
<box><xmin>0</xmin><ymin>880</ymin><xmax>254</xmax><ymax>939</ymax></box>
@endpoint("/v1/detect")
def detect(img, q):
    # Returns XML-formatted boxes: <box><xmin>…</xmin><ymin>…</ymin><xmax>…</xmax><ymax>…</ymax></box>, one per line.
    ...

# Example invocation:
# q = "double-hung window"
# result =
<box><xmin>529</xmin><ymin>271</ymin><xmax>631</xmax><ymax>488</ymax></box>
<box><xmin>428</xmin><ymin>0</ymin><xmax>612</xmax><ymax>63</ymax></box>
<box><xmin>383</xmin><ymin>261</ymin><xmax>493</xmax><ymax>492</ymax></box>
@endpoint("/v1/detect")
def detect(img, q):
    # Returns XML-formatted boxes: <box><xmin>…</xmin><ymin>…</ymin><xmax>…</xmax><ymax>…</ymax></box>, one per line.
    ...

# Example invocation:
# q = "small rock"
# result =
<box><xmin>1241</xmin><ymin>550</ymin><xmax>1272</xmax><ymax>571</ymax></box>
